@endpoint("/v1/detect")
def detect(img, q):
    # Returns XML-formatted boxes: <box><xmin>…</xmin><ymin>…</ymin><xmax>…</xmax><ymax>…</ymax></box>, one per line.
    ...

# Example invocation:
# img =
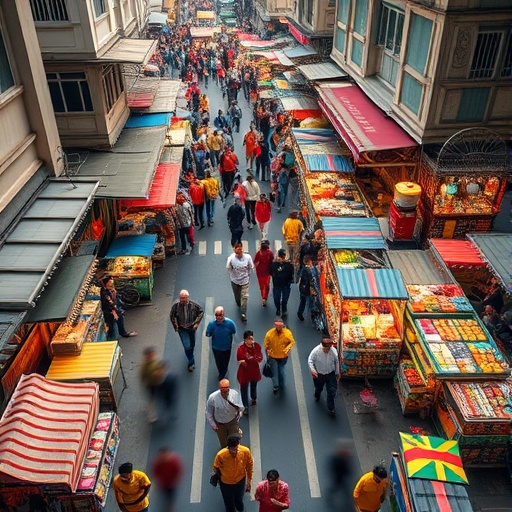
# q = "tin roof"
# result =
<box><xmin>298</xmin><ymin>61</ymin><xmax>346</xmax><ymax>81</ymax></box>
<box><xmin>335</xmin><ymin>268</ymin><xmax>408</xmax><ymax>299</ymax></box>
<box><xmin>322</xmin><ymin>217</ymin><xmax>386</xmax><ymax>250</ymax></box>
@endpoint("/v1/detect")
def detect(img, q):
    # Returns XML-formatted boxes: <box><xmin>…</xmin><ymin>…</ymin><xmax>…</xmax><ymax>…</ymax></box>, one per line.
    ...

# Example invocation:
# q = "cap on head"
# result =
<box><xmin>119</xmin><ymin>462</ymin><xmax>133</xmax><ymax>474</ymax></box>
<box><xmin>227</xmin><ymin>435</ymin><xmax>240</xmax><ymax>447</ymax></box>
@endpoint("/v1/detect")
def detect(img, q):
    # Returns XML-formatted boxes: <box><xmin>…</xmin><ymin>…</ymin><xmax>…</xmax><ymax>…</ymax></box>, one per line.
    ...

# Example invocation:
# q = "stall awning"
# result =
<box><xmin>284</xmin><ymin>45</ymin><xmax>317</xmax><ymax>58</ymax></box>
<box><xmin>336</xmin><ymin>268</ymin><xmax>408</xmax><ymax>299</ymax></box>
<box><xmin>99</xmin><ymin>38</ymin><xmax>157</xmax><ymax>65</ymax></box>
<box><xmin>0</xmin><ymin>311</ymin><xmax>26</xmax><ymax>350</ymax></box>
<box><xmin>280</xmin><ymin>95</ymin><xmax>320</xmax><ymax>112</ymax></box>
<box><xmin>190</xmin><ymin>27</ymin><xmax>215</xmax><ymax>38</ymax></box>
<box><xmin>303</xmin><ymin>154</ymin><xmax>353</xmax><ymax>172</ymax></box>
<box><xmin>125</xmin><ymin>112</ymin><xmax>172</xmax><ymax>128</ymax></box>
<box><xmin>69</xmin><ymin>126</ymin><xmax>167</xmax><ymax>199</ymax></box>
<box><xmin>197</xmin><ymin>10</ymin><xmax>215</xmax><ymax>19</ymax></box>
<box><xmin>387</xmin><ymin>250</ymin><xmax>453</xmax><ymax>285</ymax></box>
<box><xmin>105</xmin><ymin>234</ymin><xmax>157</xmax><ymax>258</ymax></box>
<box><xmin>0</xmin><ymin>180</ymin><xmax>98</xmax><ymax>310</ymax></box>
<box><xmin>26</xmin><ymin>255</ymin><xmax>96</xmax><ymax>323</ymax></box>
<box><xmin>138</xmin><ymin>79</ymin><xmax>180</xmax><ymax>113</ymax></box>
<box><xmin>429</xmin><ymin>239</ymin><xmax>486</xmax><ymax>268</ymax></box>
<box><xmin>292</xmin><ymin>127</ymin><xmax>338</xmax><ymax>144</ymax></box>
<box><xmin>467</xmin><ymin>234</ymin><xmax>512</xmax><ymax>293</ymax></box>
<box><xmin>317</xmin><ymin>83</ymin><xmax>418</xmax><ymax>161</ymax></box>
<box><xmin>119</xmin><ymin>163</ymin><xmax>180</xmax><ymax>209</ymax></box>
<box><xmin>274</xmin><ymin>51</ymin><xmax>294</xmax><ymax>67</ymax></box>
<box><xmin>0</xmin><ymin>374</ymin><xmax>99</xmax><ymax>491</ymax></box>
<box><xmin>323</xmin><ymin>217</ymin><xmax>386</xmax><ymax>250</ymax></box>
<box><xmin>298</xmin><ymin>62</ymin><xmax>347</xmax><ymax>81</ymax></box>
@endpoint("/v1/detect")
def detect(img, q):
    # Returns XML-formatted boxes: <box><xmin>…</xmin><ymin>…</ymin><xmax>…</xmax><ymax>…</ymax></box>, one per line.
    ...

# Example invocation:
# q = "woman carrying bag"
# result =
<box><xmin>236</xmin><ymin>330</ymin><xmax>263</xmax><ymax>416</ymax></box>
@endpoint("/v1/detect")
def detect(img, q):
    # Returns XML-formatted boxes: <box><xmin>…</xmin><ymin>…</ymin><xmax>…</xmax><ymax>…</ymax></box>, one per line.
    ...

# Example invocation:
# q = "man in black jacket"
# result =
<box><xmin>227</xmin><ymin>197</ymin><xmax>245</xmax><ymax>247</ymax></box>
<box><xmin>270</xmin><ymin>248</ymin><xmax>294</xmax><ymax>317</ymax></box>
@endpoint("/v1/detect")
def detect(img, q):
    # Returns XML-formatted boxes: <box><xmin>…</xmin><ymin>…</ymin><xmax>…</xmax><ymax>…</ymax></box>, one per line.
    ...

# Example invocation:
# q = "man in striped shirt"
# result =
<box><xmin>169</xmin><ymin>290</ymin><xmax>204</xmax><ymax>372</ymax></box>
<box><xmin>308</xmin><ymin>338</ymin><xmax>340</xmax><ymax>418</ymax></box>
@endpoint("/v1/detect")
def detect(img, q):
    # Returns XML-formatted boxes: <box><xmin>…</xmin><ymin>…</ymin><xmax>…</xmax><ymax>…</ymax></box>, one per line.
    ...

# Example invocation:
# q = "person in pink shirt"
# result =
<box><xmin>255</xmin><ymin>469</ymin><xmax>290</xmax><ymax>512</ymax></box>
<box><xmin>255</xmin><ymin>193</ymin><xmax>272</xmax><ymax>239</ymax></box>
<box><xmin>253</xmin><ymin>240</ymin><xmax>274</xmax><ymax>307</ymax></box>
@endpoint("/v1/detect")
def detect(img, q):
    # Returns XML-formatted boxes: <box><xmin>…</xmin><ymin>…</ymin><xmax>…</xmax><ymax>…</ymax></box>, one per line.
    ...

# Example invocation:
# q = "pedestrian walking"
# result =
<box><xmin>206</xmin><ymin>306</ymin><xmax>237</xmax><ymax>380</ymax></box>
<box><xmin>113</xmin><ymin>462</ymin><xmax>151</xmax><ymax>512</ymax></box>
<box><xmin>202</xmin><ymin>170</ymin><xmax>220</xmax><ymax>226</ymax></box>
<box><xmin>308</xmin><ymin>338</ymin><xmax>340</xmax><ymax>418</ymax></box>
<box><xmin>169</xmin><ymin>289</ymin><xmax>204</xmax><ymax>372</ymax></box>
<box><xmin>243</xmin><ymin>126</ymin><xmax>257</xmax><ymax>170</ymax></box>
<box><xmin>255</xmin><ymin>193</ymin><xmax>272</xmax><ymax>239</ymax></box>
<box><xmin>227</xmin><ymin>198</ymin><xmax>245</xmax><ymax>246</ymax></box>
<box><xmin>263</xmin><ymin>319</ymin><xmax>295</xmax><ymax>394</ymax></box>
<box><xmin>270</xmin><ymin>249</ymin><xmax>294</xmax><ymax>317</ymax></box>
<box><xmin>326</xmin><ymin>439</ymin><xmax>355</xmax><ymax>511</ymax></box>
<box><xmin>236</xmin><ymin>330</ymin><xmax>263</xmax><ymax>414</ymax></box>
<box><xmin>175</xmin><ymin>192</ymin><xmax>195</xmax><ymax>254</ymax></box>
<box><xmin>220</xmin><ymin>146</ymin><xmax>239</xmax><ymax>199</ymax></box>
<box><xmin>242</xmin><ymin>175</ymin><xmax>260</xmax><ymax>229</ymax></box>
<box><xmin>139</xmin><ymin>347</ymin><xmax>177</xmax><ymax>423</ymax></box>
<box><xmin>297</xmin><ymin>255</ymin><xmax>320</xmax><ymax>322</ymax></box>
<box><xmin>206</xmin><ymin>380</ymin><xmax>245</xmax><ymax>448</ymax></box>
<box><xmin>189</xmin><ymin>179</ymin><xmax>206</xmax><ymax>230</ymax></box>
<box><xmin>254</xmin><ymin>469</ymin><xmax>290</xmax><ymax>512</ymax></box>
<box><xmin>212</xmin><ymin>435</ymin><xmax>253</xmax><ymax>512</ymax></box>
<box><xmin>255</xmin><ymin>135</ymin><xmax>269</xmax><ymax>182</ymax></box>
<box><xmin>100</xmin><ymin>276</ymin><xmax>137</xmax><ymax>340</ymax></box>
<box><xmin>254</xmin><ymin>239</ymin><xmax>274</xmax><ymax>307</ymax></box>
<box><xmin>227</xmin><ymin>243</ymin><xmax>254</xmax><ymax>322</ymax></box>
<box><xmin>151</xmin><ymin>447</ymin><xmax>184</xmax><ymax>512</ymax></box>
<box><xmin>353</xmin><ymin>465</ymin><xmax>388</xmax><ymax>512</ymax></box>
<box><xmin>282</xmin><ymin>210</ymin><xmax>304</xmax><ymax>279</ymax></box>
<box><xmin>228</xmin><ymin>100</ymin><xmax>242</xmax><ymax>133</ymax></box>
<box><xmin>208</xmin><ymin>130</ymin><xmax>224</xmax><ymax>170</ymax></box>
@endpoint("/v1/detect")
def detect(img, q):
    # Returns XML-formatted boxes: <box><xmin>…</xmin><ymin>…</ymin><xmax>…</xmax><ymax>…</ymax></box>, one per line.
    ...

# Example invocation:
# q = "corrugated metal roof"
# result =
<box><xmin>274</xmin><ymin>51</ymin><xmax>294</xmax><ymax>66</ymax></box>
<box><xmin>284</xmin><ymin>45</ymin><xmax>317</xmax><ymax>58</ymax></box>
<box><xmin>0</xmin><ymin>181</ymin><xmax>98</xmax><ymax>310</ymax></box>
<box><xmin>322</xmin><ymin>217</ymin><xmax>386</xmax><ymax>250</ymax></box>
<box><xmin>387</xmin><ymin>250</ymin><xmax>454</xmax><ymax>285</ymax></box>
<box><xmin>280</xmin><ymin>95</ymin><xmax>319</xmax><ymax>111</ymax></box>
<box><xmin>0</xmin><ymin>311</ymin><xmax>26</xmax><ymax>348</ymax></box>
<box><xmin>99</xmin><ymin>38</ymin><xmax>157</xmax><ymax>65</ymax></box>
<box><xmin>70</xmin><ymin>126</ymin><xmax>166</xmax><ymax>198</ymax></box>
<box><xmin>335</xmin><ymin>268</ymin><xmax>408</xmax><ymax>299</ymax></box>
<box><xmin>408</xmin><ymin>478</ymin><xmax>472</xmax><ymax>512</ymax></box>
<box><xmin>467</xmin><ymin>234</ymin><xmax>512</xmax><ymax>293</ymax></box>
<box><xmin>298</xmin><ymin>61</ymin><xmax>347</xmax><ymax>81</ymax></box>
<box><xmin>143</xmin><ymin>79</ymin><xmax>181</xmax><ymax>113</ymax></box>
<box><xmin>429</xmin><ymin>238</ymin><xmax>486</xmax><ymax>268</ymax></box>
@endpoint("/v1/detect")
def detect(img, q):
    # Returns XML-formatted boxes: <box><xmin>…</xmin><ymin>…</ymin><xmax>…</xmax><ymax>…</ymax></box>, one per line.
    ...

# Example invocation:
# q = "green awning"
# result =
<box><xmin>27</xmin><ymin>255</ymin><xmax>96</xmax><ymax>323</ymax></box>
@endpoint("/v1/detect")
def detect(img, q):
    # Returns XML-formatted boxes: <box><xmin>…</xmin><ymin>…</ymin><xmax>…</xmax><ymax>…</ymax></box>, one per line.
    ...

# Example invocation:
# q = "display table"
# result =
<box><xmin>46</xmin><ymin>341</ymin><xmax>123</xmax><ymax>410</ymax></box>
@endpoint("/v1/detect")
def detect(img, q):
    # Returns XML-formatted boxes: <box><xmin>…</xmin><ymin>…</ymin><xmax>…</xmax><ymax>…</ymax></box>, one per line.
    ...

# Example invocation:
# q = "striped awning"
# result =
<box><xmin>335</xmin><ymin>268</ymin><xmax>408</xmax><ymax>299</ymax></box>
<box><xmin>323</xmin><ymin>217</ymin><xmax>386</xmax><ymax>250</ymax></box>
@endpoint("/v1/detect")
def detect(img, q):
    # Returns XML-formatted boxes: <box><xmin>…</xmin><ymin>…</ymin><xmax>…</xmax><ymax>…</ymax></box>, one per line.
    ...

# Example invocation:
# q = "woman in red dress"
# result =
<box><xmin>253</xmin><ymin>239</ymin><xmax>274</xmax><ymax>306</ymax></box>
<box><xmin>255</xmin><ymin>469</ymin><xmax>290</xmax><ymax>512</ymax></box>
<box><xmin>236</xmin><ymin>330</ymin><xmax>263</xmax><ymax>414</ymax></box>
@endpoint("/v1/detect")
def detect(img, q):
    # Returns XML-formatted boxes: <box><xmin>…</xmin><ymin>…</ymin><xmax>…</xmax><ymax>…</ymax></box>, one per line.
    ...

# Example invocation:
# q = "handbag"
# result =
<box><xmin>262</xmin><ymin>361</ymin><xmax>273</xmax><ymax>378</ymax></box>
<box><xmin>210</xmin><ymin>468</ymin><xmax>220</xmax><ymax>487</ymax></box>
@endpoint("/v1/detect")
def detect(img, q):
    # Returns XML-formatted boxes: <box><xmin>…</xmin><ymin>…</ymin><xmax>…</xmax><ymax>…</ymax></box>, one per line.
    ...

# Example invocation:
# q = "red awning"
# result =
<box><xmin>430</xmin><ymin>238</ymin><xmax>487</xmax><ymax>268</ymax></box>
<box><xmin>120</xmin><ymin>163</ymin><xmax>180</xmax><ymax>209</ymax></box>
<box><xmin>317</xmin><ymin>83</ymin><xmax>417</xmax><ymax>162</ymax></box>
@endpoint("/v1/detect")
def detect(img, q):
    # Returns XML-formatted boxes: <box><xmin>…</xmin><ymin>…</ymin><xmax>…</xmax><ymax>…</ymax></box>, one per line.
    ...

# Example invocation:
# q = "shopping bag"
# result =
<box><xmin>262</xmin><ymin>361</ymin><xmax>273</xmax><ymax>378</ymax></box>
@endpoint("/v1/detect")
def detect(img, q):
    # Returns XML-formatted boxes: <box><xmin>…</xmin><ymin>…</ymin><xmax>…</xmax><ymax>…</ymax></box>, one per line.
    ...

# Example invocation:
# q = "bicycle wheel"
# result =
<box><xmin>120</xmin><ymin>287</ymin><xmax>140</xmax><ymax>307</ymax></box>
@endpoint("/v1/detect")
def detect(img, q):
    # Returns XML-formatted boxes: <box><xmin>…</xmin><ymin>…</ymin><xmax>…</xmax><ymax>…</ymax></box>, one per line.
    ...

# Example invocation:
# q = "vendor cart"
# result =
<box><xmin>103</xmin><ymin>233</ymin><xmax>157</xmax><ymax>302</ymax></box>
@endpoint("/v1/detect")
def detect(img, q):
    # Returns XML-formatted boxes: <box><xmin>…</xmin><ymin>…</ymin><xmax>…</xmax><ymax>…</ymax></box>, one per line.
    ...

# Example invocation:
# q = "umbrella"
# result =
<box><xmin>399</xmin><ymin>432</ymin><xmax>468</xmax><ymax>485</ymax></box>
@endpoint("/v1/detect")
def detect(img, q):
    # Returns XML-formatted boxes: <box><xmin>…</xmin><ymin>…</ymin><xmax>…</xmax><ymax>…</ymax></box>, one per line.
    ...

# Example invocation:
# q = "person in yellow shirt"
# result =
<box><xmin>202</xmin><ymin>170</ymin><xmax>220</xmax><ymax>226</ymax></box>
<box><xmin>213</xmin><ymin>435</ymin><xmax>253</xmax><ymax>512</ymax></box>
<box><xmin>353</xmin><ymin>465</ymin><xmax>388</xmax><ymax>512</ymax></box>
<box><xmin>207</xmin><ymin>130</ymin><xmax>225</xmax><ymax>169</ymax></box>
<box><xmin>281</xmin><ymin>211</ymin><xmax>304</xmax><ymax>278</ymax></box>
<box><xmin>113</xmin><ymin>462</ymin><xmax>151</xmax><ymax>512</ymax></box>
<box><xmin>263</xmin><ymin>319</ymin><xmax>295</xmax><ymax>394</ymax></box>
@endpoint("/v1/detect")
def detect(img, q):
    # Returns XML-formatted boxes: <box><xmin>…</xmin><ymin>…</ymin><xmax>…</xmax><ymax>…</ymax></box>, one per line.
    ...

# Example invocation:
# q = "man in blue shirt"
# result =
<box><xmin>206</xmin><ymin>307</ymin><xmax>237</xmax><ymax>380</ymax></box>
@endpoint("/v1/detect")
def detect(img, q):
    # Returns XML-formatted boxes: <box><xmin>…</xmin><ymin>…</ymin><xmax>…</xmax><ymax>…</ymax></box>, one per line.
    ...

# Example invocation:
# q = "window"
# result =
<box><xmin>337</xmin><ymin>0</ymin><xmax>350</xmax><ymax>24</ymax></box>
<box><xmin>30</xmin><ymin>0</ymin><xmax>69</xmax><ymax>21</ymax></box>
<box><xmin>502</xmin><ymin>33</ymin><xmax>512</xmax><ymax>78</ymax></box>
<box><xmin>353</xmin><ymin>0</ymin><xmax>368</xmax><ymax>36</ymax></box>
<box><xmin>457</xmin><ymin>88</ymin><xmax>490</xmax><ymax>122</ymax></box>
<box><xmin>93</xmin><ymin>0</ymin><xmax>107</xmax><ymax>17</ymax></box>
<box><xmin>335</xmin><ymin>26</ymin><xmax>346</xmax><ymax>53</ymax></box>
<box><xmin>405</xmin><ymin>13</ymin><xmax>432</xmax><ymax>74</ymax></box>
<box><xmin>351</xmin><ymin>38</ymin><xmax>363</xmax><ymax>66</ymax></box>
<box><xmin>0</xmin><ymin>30</ymin><xmax>14</xmax><ymax>95</ymax></box>
<box><xmin>378</xmin><ymin>4</ymin><xmax>404</xmax><ymax>56</ymax></box>
<box><xmin>469</xmin><ymin>29</ymin><xmax>512</xmax><ymax>79</ymax></box>
<box><xmin>306</xmin><ymin>0</ymin><xmax>314</xmax><ymax>25</ymax></box>
<box><xmin>47</xmin><ymin>72</ymin><xmax>93</xmax><ymax>112</ymax></box>
<box><xmin>401</xmin><ymin>73</ymin><xmax>422</xmax><ymax>114</ymax></box>
<box><xmin>102</xmin><ymin>64</ymin><xmax>124</xmax><ymax>112</ymax></box>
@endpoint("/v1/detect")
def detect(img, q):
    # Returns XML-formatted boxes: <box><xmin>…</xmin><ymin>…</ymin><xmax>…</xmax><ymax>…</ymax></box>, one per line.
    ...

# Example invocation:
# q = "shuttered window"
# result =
<box><xmin>405</xmin><ymin>13</ymin><xmax>432</xmax><ymax>74</ymax></box>
<box><xmin>0</xmin><ymin>29</ymin><xmax>14</xmax><ymax>95</ymax></box>
<box><xmin>401</xmin><ymin>73</ymin><xmax>422</xmax><ymax>115</ymax></box>
<box><xmin>353</xmin><ymin>0</ymin><xmax>368</xmax><ymax>36</ymax></box>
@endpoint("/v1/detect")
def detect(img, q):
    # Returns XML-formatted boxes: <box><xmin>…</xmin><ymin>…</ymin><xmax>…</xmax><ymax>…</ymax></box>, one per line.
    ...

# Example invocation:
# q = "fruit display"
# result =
<box><xmin>407</xmin><ymin>284</ymin><xmax>473</xmax><ymax>314</ymax></box>
<box><xmin>107</xmin><ymin>256</ymin><xmax>151</xmax><ymax>276</ymax></box>
<box><xmin>415</xmin><ymin>317</ymin><xmax>509</xmax><ymax>376</ymax></box>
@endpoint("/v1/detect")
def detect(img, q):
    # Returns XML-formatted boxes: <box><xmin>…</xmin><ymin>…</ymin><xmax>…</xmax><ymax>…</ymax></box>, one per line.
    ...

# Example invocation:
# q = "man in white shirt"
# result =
<box><xmin>308</xmin><ymin>338</ymin><xmax>340</xmax><ymax>418</ymax></box>
<box><xmin>226</xmin><ymin>243</ymin><xmax>254</xmax><ymax>323</ymax></box>
<box><xmin>242</xmin><ymin>175</ymin><xmax>261</xmax><ymax>229</ymax></box>
<box><xmin>206</xmin><ymin>379</ymin><xmax>245</xmax><ymax>447</ymax></box>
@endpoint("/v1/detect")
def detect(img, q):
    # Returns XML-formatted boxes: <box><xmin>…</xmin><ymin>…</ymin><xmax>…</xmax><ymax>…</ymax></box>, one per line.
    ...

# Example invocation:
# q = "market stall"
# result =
<box><xmin>102</xmin><ymin>234</ymin><xmax>157</xmax><ymax>302</ymax></box>
<box><xmin>0</xmin><ymin>374</ymin><xmax>119</xmax><ymax>511</ymax></box>
<box><xmin>389</xmin><ymin>433</ymin><xmax>472</xmax><ymax>512</ymax></box>
<box><xmin>46</xmin><ymin>340</ymin><xmax>124</xmax><ymax>411</ymax></box>
<box><xmin>416</xmin><ymin>129</ymin><xmax>509</xmax><ymax>241</ymax></box>
<box><xmin>196</xmin><ymin>10</ymin><xmax>215</xmax><ymax>26</ymax></box>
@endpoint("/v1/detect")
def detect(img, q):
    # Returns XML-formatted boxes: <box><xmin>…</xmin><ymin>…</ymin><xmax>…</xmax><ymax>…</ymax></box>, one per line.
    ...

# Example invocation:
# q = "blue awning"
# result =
<box><xmin>322</xmin><ymin>217</ymin><xmax>386</xmax><ymax>250</ymax></box>
<box><xmin>303</xmin><ymin>154</ymin><xmax>353</xmax><ymax>172</ymax></box>
<box><xmin>125</xmin><ymin>113</ymin><xmax>172</xmax><ymax>128</ymax></box>
<box><xmin>335</xmin><ymin>268</ymin><xmax>408</xmax><ymax>299</ymax></box>
<box><xmin>105</xmin><ymin>234</ymin><xmax>157</xmax><ymax>258</ymax></box>
<box><xmin>292</xmin><ymin>128</ymin><xmax>338</xmax><ymax>144</ymax></box>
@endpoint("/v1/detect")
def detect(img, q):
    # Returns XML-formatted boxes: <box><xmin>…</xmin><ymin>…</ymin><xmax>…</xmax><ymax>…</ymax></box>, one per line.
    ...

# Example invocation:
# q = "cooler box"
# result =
<box><xmin>389</xmin><ymin>202</ymin><xmax>417</xmax><ymax>240</ymax></box>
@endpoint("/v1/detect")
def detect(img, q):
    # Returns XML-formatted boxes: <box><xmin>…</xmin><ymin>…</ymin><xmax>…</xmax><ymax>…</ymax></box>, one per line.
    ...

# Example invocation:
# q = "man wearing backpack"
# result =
<box><xmin>228</xmin><ymin>100</ymin><xmax>242</xmax><ymax>133</ymax></box>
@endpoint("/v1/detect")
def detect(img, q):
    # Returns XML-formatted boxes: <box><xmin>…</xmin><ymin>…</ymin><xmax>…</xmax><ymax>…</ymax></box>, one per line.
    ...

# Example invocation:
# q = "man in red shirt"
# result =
<box><xmin>189</xmin><ymin>179</ymin><xmax>206</xmax><ymax>230</ymax></box>
<box><xmin>219</xmin><ymin>146</ymin><xmax>239</xmax><ymax>200</ymax></box>
<box><xmin>151</xmin><ymin>447</ymin><xmax>184</xmax><ymax>512</ymax></box>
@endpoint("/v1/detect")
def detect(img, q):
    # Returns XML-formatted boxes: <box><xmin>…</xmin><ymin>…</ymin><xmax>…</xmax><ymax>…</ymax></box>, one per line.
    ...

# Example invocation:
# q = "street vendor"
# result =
<box><xmin>113</xmin><ymin>462</ymin><xmax>151</xmax><ymax>512</ymax></box>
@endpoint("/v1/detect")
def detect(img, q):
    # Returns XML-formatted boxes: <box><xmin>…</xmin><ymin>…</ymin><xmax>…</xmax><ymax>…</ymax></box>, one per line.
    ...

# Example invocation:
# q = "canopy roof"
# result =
<box><xmin>125</xmin><ymin>112</ymin><xmax>172</xmax><ymax>128</ymax></box>
<box><xmin>317</xmin><ymin>83</ymin><xmax>418</xmax><ymax>161</ymax></box>
<box><xmin>429</xmin><ymin>239</ymin><xmax>486</xmax><ymax>268</ymax></box>
<box><xmin>99</xmin><ymin>38</ymin><xmax>157</xmax><ymax>65</ymax></box>
<box><xmin>388</xmin><ymin>250</ymin><xmax>454</xmax><ymax>285</ymax></box>
<box><xmin>335</xmin><ymin>268</ymin><xmax>408</xmax><ymax>299</ymax></box>
<box><xmin>298</xmin><ymin>61</ymin><xmax>346</xmax><ymax>81</ymax></box>
<box><xmin>303</xmin><ymin>154</ymin><xmax>353</xmax><ymax>172</ymax></box>
<box><xmin>105</xmin><ymin>234</ymin><xmax>157</xmax><ymax>258</ymax></box>
<box><xmin>292</xmin><ymin>127</ymin><xmax>339</xmax><ymax>144</ymax></box>
<box><xmin>323</xmin><ymin>217</ymin><xmax>386</xmax><ymax>250</ymax></box>
<box><xmin>0</xmin><ymin>180</ymin><xmax>98</xmax><ymax>310</ymax></box>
